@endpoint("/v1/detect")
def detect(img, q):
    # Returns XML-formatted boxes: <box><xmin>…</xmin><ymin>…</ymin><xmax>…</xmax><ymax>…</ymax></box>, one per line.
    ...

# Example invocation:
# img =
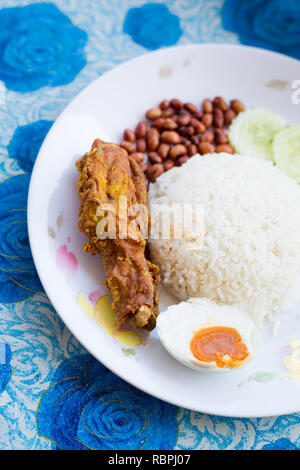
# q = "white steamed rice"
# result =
<box><xmin>149</xmin><ymin>153</ymin><xmax>300</xmax><ymax>325</ymax></box>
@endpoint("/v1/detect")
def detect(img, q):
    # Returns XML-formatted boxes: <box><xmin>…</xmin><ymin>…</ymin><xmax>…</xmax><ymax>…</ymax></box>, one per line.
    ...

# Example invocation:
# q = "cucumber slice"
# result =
<box><xmin>273</xmin><ymin>125</ymin><xmax>300</xmax><ymax>183</ymax></box>
<box><xmin>228</xmin><ymin>108</ymin><xmax>287</xmax><ymax>161</ymax></box>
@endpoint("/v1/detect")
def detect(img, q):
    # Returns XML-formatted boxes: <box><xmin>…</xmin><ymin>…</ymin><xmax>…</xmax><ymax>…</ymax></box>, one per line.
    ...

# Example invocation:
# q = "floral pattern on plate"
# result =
<box><xmin>0</xmin><ymin>0</ymin><xmax>299</xmax><ymax>451</ymax></box>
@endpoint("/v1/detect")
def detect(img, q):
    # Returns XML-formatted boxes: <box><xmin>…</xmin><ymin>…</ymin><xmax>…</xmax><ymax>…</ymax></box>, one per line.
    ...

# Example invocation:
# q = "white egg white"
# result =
<box><xmin>156</xmin><ymin>298</ymin><xmax>261</xmax><ymax>372</ymax></box>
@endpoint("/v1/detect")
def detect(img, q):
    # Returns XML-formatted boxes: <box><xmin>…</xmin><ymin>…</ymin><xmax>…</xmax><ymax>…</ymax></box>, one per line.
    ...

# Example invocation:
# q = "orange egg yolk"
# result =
<box><xmin>190</xmin><ymin>326</ymin><xmax>249</xmax><ymax>368</ymax></box>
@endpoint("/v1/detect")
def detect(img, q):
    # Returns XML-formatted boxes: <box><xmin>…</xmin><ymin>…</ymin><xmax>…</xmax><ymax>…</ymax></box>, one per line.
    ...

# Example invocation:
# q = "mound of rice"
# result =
<box><xmin>149</xmin><ymin>153</ymin><xmax>300</xmax><ymax>325</ymax></box>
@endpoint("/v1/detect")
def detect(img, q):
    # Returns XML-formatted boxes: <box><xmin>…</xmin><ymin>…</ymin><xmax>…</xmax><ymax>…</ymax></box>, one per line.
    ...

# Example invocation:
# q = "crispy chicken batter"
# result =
<box><xmin>76</xmin><ymin>139</ymin><xmax>160</xmax><ymax>331</ymax></box>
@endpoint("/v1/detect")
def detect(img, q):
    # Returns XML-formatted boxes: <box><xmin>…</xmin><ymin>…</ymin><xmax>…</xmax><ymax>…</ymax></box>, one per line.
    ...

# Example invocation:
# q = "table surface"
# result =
<box><xmin>0</xmin><ymin>0</ymin><xmax>299</xmax><ymax>450</ymax></box>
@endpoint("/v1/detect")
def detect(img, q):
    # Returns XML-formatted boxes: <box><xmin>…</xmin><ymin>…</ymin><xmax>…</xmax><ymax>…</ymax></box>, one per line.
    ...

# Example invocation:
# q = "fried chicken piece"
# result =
<box><xmin>76</xmin><ymin>139</ymin><xmax>160</xmax><ymax>331</ymax></box>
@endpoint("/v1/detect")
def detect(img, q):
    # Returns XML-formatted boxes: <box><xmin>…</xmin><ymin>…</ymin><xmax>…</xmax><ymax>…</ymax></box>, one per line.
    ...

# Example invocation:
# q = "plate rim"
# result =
<box><xmin>28</xmin><ymin>43</ymin><xmax>300</xmax><ymax>418</ymax></box>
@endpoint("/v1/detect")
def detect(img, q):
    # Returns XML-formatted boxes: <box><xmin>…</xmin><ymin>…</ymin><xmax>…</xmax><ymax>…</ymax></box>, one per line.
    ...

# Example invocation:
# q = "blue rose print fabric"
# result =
<box><xmin>222</xmin><ymin>0</ymin><xmax>300</xmax><ymax>59</ymax></box>
<box><xmin>0</xmin><ymin>3</ymin><xmax>87</xmax><ymax>92</ymax></box>
<box><xmin>0</xmin><ymin>173</ymin><xmax>43</xmax><ymax>303</ymax></box>
<box><xmin>124</xmin><ymin>3</ymin><xmax>182</xmax><ymax>50</ymax></box>
<box><xmin>37</xmin><ymin>355</ymin><xmax>179</xmax><ymax>450</ymax></box>
<box><xmin>0</xmin><ymin>0</ymin><xmax>299</xmax><ymax>450</ymax></box>
<box><xmin>8</xmin><ymin>121</ymin><xmax>54</xmax><ymax>173</ymax></box>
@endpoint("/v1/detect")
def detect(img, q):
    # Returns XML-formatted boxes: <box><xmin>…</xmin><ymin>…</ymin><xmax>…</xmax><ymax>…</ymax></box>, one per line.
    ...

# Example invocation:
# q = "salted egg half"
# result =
<box><xmin>157</xmin><ymin>298</ymin><xmax>261</xmax><ymax>372</ymax></box>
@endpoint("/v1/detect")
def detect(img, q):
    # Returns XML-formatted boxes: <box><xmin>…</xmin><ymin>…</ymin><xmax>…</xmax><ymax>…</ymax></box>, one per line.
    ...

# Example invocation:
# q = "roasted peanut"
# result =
<box><xmin>230</xmin><ymin>99</ymin><xmax>245</xmax><ymax>114</ymax></box>
<box><xmin>159</xmin><ymin>99</ymin><xmax>170</xmax><ymax>109</ymax></box>
<box><xmin>202</xmin><ymin>113</ymin><xmax>213</xmax><ymax>128</ymax></box>
<box><xmin>135</xmin><ymin>120</ymin><xmax>148</xmax><ymax>138</ymax></box>
<box><xmin>191</xmin><ymin>135</ymin><xmax>200</xmax><ymax>145</ymax></box>
<box><xmin>190</xmin><ymin>118</ymin><xmax>205</xmax><ymax>134</ymax></box>
<box><xmin>146</xmin><ymin>107</ymin><xmax>162</xmax><ymax>120</ymax></box>
<box><xmin>136</xmin><ymin>138</ymin><xmax>146</xmax><ymax>152</ymax></box>
<box><xmin>157</xmin><ymin>143</ymin><xmax>170</xmax><ymax>159</ymax></box>
<box><xmin>193</xmin><ymin>111</ymin><xmax>204</xmax><ymax>120</ymax></box>
<box><xmin>123</xmin><ymin>128</ymin><xmax>136</xmax><ymax>142</ymax></box>
<box><xmin>187</xmin><ymin>143</ymin><xmax>198</xmax><ymax>156</ymax></box>
<box><xmin>146</xmin><ymin>163</ymin><xmax>164</xmax><ymax>182</ymax></box>
<box><xmin>214</xmin><ymin>128</ymin><xmax>227</xmax><ymax>145</ymax></box>
<box><xmin>184</xmin><ymin>125</ymin><xmax>194</xmax><ymax>136</ymax></box>
<box><xmin>176</xmin><ymin>155</ymin><xmax>189</xmax><ymax>166</ymax></box>
<box><xmin>151</xmin><ymin>118</ymin><xmax>165</xmax><ymax>130</ymax></box>
<box><xmin>164</xmin><ymin>118</ymin><xmax>178</xmax><ymax>130</ymax></box>
<box><xmin>202</xmin><ymin>98</ymin><xmax>213</xmax><ymax>113</ymax></box>
<box><xmin>148</xmin><ymin>152</ymin><xmax>162</xmax><ymax>164</ymax></box>
<box><xmin>120</xmin><ymin>141</ymin><xmax>135</xmax><ymax>154</ymax></box>
<box><xmin>213</xmin><ymin>96</ymin><xmax>228</xmax><ymax>111</ymax></box>
<box><xmin>178</xmin><ymin>126</ymin><xmax>191</xmax><ymax>137</ymax></box>
<box><xmin>170</xmin><ymin>98</ymin><xmax>183</xmax><ymax>110</ymax></box>
<box><xmin>184</xmin><ymin>103</ymin><xmax>197</xmax><ymax>113</ymax></box>
<box><xmin>121</xmin><ymin>96</ymin><xmax>245</xmax><ymax>189</ymax></box>
<box><xmin>131</xmin><ymin>152</ymin><xmax>145</xmax><ymax>163</ymax></box>
<box><xmin>162</xmin><ymin>107</ymin><xmax>175</xmax><ymax>118</ymax></box>
<box><xmin>146</xmin><ymin>128</ymin><xmax>160</xmax><ymax>151</ymax></box>
<box><xmin>213</xmin><ymin>108</ymin><xmax>224</xmax><ymax>128</ymax></box>
<box><xmin>177</xmin><ymin>112</ymin><xmax>191</xmax><ymax>126</ymax></box>
<box><xmin>215</xmin><ymin>144</ymin><xmax>234</xmax><ymax>154</ymax></box>
<box><xmin>224</xmin><ymin>108</ymin><xmax>236</xmax><ymax>126</ymax></box>
<box><xmin>169</xmin><ymin>144</ymin><xmax>187</xmax><ymax>160</ymax></box>
<box><xmin>161</xmin><ymin>130</ymin><xmax>181</xmax><ymax>144</ymax></box>
<box><xmin>163</xmin><ymin>159</ymin><xmax>175</xmax><ymax>171</ymax></box>
<box><xmin>198</xmin><ymin>142</ymin><xmax>214</xmax><ymax>155</ymax></box>
<box><xmin>201</xmin><ymin>130</ymin><xmax>214</xmax><ymax>143</ymax></box>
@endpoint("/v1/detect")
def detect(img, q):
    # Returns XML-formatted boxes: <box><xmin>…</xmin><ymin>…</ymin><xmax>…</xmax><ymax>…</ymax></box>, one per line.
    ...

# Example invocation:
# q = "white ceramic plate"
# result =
<box><xmin>28</xmin><ymin>44</ymin><xmax>300</xmax><ymax>417</ymax></box>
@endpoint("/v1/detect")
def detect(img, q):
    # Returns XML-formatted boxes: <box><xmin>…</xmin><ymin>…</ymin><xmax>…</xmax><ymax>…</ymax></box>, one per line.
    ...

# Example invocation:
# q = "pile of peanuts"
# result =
<box><xmin>120</xmin><ymin>97</ymin><xmax>245</xmax><ymax>184</ymax></box>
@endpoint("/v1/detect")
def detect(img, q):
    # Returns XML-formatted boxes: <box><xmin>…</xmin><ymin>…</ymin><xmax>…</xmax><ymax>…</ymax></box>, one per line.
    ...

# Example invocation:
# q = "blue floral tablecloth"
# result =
<box><xmin>0</xmin><ymin>0</ymin><xmax>299</xmax><ymax>451</ymax></box>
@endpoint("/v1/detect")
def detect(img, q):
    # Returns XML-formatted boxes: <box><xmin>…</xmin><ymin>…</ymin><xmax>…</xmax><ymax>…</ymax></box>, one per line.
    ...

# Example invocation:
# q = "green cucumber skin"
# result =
<box><xmin>228</xmin><ymin>108</ymin><xmax>287</xmax><ymax>161</ymax></box>
<box><xmin>272</xmin><ymin>125</ymin><xmax>300</xmax><ymax>184</ymax></box>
